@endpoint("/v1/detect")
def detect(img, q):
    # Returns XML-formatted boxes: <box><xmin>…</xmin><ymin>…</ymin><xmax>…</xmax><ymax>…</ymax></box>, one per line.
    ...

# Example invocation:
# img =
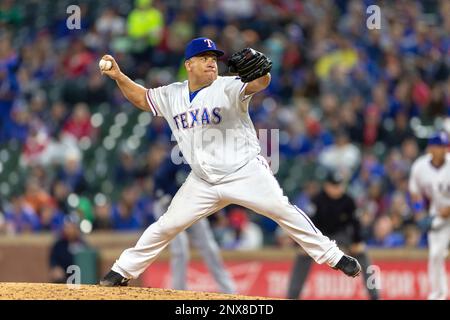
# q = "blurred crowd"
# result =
<box><xmin>0</xmin><ymin>0</ymin><xmax>449</xmax><ymax>250</ymax></box>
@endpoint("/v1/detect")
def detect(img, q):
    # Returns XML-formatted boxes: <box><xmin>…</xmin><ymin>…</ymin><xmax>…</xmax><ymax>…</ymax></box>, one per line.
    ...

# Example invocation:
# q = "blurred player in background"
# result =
<box><xmin>409</xmin><ymin>131</ymin><xmax>450</xmax><ymax>300</ymax></box>
<box><xmin>153</xmin><ymin>155</ymin><xmax>236</xmax><ymax>293</ymax></box>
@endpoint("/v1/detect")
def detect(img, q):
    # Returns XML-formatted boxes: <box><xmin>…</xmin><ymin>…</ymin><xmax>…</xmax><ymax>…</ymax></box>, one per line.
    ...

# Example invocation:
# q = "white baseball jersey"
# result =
<box><xmin>409</xmin><ymin>153</ymin><xmax>450</xmax><ymax>216</ymax></box>
<box><xmin>145</xmin><ymin>76</ymin><xmax>261</xmax><ymax>184</ymax></box>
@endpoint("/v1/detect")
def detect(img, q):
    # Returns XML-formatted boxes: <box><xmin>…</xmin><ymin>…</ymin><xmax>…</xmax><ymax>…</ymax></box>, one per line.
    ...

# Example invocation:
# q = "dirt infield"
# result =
<box><xmin>0</xmin><ymin>283</ymin><xmax>274</xmax><ymax>300</ymax></box>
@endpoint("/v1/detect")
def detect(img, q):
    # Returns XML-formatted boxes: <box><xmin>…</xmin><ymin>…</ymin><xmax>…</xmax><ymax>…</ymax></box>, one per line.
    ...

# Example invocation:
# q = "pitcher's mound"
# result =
<box><xmin>0</xmin><ymin>282</ymin><xmax>273</xmax><ymax>300</ymax></box>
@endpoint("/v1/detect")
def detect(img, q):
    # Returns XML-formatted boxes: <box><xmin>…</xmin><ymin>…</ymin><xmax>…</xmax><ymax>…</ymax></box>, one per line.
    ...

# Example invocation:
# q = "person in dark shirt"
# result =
<box><xmin>287</xmin><ymin>171</ymin><xmax>379</xmax><ymax>300</ymax></box>
<box><xmin>49</xmin><ymin>214</ymin><xmax>88</xmax><ymax>283</ymax></box>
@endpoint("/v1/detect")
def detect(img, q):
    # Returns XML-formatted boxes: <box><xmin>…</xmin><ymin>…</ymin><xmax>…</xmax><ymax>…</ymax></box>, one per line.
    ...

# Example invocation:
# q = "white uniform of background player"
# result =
<box><xmin>99</xmin><ymin>38</ymin><xmax>361</xmax><ymax>287</ymax></box>
<box><xmin>409</xmin><ymin>132</ymin><xmax>450</xmax><ymax>300</ymax></box>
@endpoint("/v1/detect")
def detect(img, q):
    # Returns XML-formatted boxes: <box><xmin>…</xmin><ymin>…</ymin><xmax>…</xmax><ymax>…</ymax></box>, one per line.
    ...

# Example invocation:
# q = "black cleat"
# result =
<box><xmin>99</xmin><ymin>270</ymin><xmax>130</xmax><ymax>287</ymax></box>
<box><xmin>332</xmin><ymin>255</ymin><xmax>362</xmax><ymax>277</ymax></box>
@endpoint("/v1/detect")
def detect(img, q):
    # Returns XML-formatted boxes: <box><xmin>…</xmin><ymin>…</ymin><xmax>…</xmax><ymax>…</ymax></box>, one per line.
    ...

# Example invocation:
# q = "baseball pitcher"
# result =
<box><xmin>99</xmin><ymin>38</ymin><xmax>361</xmax><ymax>287</ymax></box>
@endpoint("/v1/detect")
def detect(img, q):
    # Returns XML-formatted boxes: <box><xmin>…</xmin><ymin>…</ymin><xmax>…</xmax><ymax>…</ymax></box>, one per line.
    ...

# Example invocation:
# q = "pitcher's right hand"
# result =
<box><xmin>99</xmin><ymin>54</ymin><xmax>122</xmax><ymax>80</ymax></box>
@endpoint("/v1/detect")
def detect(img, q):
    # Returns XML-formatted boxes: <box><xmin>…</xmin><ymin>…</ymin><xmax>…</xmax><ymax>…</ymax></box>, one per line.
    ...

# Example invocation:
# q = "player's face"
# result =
<box><xmin>324</xmin><ymin>182</ymin><xmax>345</xmax><ymax>199</ymax></box>
<box><xmin>427</xmin><ymin>145</ymin><xmax>447</xmax><ymax>162</ymax></box>
<box><xmin>186</xmin><ymin>52</ymin><xmax>218</xmax><ymax>84</ymax></box>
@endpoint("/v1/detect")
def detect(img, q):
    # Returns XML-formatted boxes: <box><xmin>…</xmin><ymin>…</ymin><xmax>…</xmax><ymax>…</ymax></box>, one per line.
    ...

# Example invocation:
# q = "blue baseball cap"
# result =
<box><xmin>428</xmin><ymin>131</ymin><xmax>449</xmax><ymax>146</ymax></box>
<box><xmin>184</xmin><ymin>37</ymin><xmax>224</xmax><ymax>60</ymax></box>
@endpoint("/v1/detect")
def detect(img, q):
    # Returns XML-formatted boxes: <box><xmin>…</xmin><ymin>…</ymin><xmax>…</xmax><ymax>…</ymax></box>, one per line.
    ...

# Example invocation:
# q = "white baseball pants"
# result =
<box><xmin>112</xmin><ymin>155</ymin><xmax>344</xmax><ymax>279</ymax></box>
<box><xmin>427</xmin><ymin>217</ymin><xmax>450</xmax><ymax>300</ymax></box>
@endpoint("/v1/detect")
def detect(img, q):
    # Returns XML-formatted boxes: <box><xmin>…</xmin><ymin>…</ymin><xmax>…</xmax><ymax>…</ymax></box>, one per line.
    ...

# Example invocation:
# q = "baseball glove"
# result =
<box><xmin>228</xmin><ymin>48</ymin><xmax>272</xmax><ymax>83</ymax></box>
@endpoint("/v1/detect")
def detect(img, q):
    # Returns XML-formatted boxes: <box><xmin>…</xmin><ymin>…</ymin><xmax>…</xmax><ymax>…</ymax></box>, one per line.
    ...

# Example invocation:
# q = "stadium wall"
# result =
<box><xmin>0</xmin><ymin>233</ymin><xmax>448</xmax><ymax>299</ymax></box>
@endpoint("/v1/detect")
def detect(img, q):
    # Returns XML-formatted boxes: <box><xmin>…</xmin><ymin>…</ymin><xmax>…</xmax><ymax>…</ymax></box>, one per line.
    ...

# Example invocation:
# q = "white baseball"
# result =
<box><xmin>99</xmin><ymin>59</ymin><xmax>112</xmax><ymax>71</ymax></box>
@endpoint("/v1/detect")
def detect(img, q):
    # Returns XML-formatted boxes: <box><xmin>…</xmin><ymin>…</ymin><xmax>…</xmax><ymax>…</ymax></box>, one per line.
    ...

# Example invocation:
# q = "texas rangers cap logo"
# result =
<box><xmin>204</xmin><ymin>39</ymin><xmax>213</xmax><ymax>48</ymax></box>
<box><xmin>184</xmin><ymin>37</ymin><xmax>225</xmax><ymax>60</ymax></box>
<box><xmin>428</xmin><ymin>131</ymin><xmax>449</xmax><ymax>146</ymax></box>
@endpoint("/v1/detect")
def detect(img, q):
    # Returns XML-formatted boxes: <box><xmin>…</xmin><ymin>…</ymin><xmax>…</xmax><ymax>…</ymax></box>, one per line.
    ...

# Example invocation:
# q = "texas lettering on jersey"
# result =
<box><xmin>173</xmin><ymin>107</ymin><xmax>222</xmax><ymax>130</ymax></box>
<box><xmin>145</xmin><ymin>76</ymin><xmax>261</xmax><ymax>183</ymax></box>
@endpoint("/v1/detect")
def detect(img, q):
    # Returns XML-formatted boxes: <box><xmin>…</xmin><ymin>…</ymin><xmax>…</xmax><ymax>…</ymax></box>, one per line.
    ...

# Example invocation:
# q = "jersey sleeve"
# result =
<box><xmin>145</xmin><ymin>85</ymin><xmax>169</xmax><ymax>117</ymax></box>
<box><xmin>223</xmin><ymin>76</ymin><xmax>256</xmax><ymax>112</ymax></box>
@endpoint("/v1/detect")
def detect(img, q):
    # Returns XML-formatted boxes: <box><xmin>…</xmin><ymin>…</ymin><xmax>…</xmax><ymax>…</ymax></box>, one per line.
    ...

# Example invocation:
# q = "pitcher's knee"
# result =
<box><xmin>156</xmin><ymin>220</ymin><xmax>186</xmax><ymax>239</ymax></box>
<box><xmin>271</xmin><ymin>203</ymin><xmax>312</xmax><ymax>223</ymax></box>
<box><xmin>260</xmin><ymin>203</ymin><xmax>287</xmax><ymax>220</ymax></box>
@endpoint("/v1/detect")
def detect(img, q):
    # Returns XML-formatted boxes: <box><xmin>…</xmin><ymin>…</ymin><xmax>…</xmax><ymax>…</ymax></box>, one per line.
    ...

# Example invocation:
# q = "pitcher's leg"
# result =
<box><xmin>190</xmin><ymin>219</ymin><xmax>237</xmax><ymax>294</ymax></box>
<box><xmin>111</xmin><ymin>173</ymin><xmax>222</xmax><ymax>279</ymax></box>
<box><xmin>220</xmin><ymin>156</ymin><xmax>344</xmax><ymax>267</ymax></box>
<box><xmin>170</xmin><ymin>231</ymin><xmax>190</xmax><ymax>290</ymax></box>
